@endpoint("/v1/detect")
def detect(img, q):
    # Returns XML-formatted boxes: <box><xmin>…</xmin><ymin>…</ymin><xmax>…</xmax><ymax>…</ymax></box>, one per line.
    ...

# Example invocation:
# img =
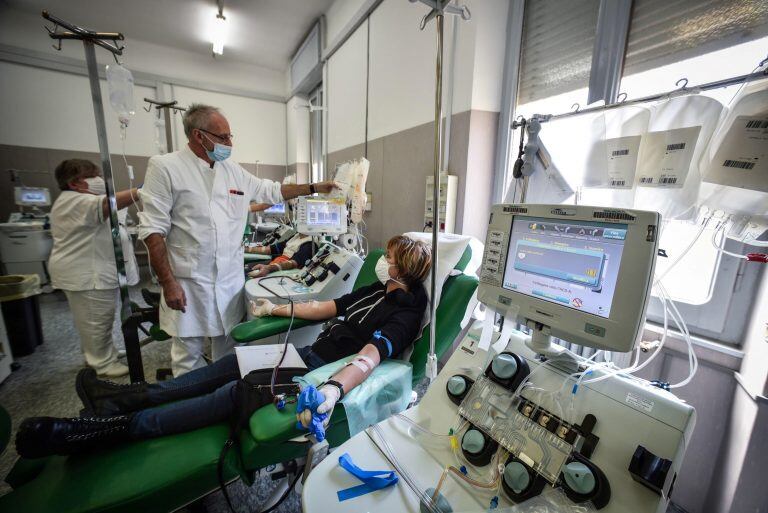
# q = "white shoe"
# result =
<box><xmin>96</xmin><ymin>362</ymin><xmax>130</xmax><ymax>378</ymax></box>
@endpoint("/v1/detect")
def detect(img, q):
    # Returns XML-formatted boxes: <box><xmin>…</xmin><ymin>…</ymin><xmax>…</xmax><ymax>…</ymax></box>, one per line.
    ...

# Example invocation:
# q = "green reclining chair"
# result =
<box><xmin>0</xmin><ymin>248</ymin><xmax>478</xmax><ymax>513</ymax></box>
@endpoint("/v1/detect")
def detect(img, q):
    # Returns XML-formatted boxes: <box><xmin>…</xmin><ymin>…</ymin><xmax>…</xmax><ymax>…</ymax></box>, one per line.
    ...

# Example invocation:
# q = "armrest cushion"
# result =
<box><xmin>230</xmin><ymin>316</ymin><xmax>318</xmax><ymax>343</ymax></box>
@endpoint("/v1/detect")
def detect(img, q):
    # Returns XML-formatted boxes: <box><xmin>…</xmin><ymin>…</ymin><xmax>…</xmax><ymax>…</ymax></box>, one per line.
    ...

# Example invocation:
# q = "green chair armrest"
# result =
<box><xmin>248</xmin><ymin>401</ymin><xmax>349</xmax><ymax>445</ymax></box>
<box><xmin>244</xmin><ymin>253</ymin><xmax>271</xmax><ymax>263</ymax></box>
<box><xmin>230</xmin><ymin>316</ymin><xmax>318</xmax><ymax>343</ymax></box>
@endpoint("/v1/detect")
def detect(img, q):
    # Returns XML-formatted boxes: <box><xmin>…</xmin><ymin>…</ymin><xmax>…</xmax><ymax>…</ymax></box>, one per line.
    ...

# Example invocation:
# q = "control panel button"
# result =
<box><xmin>461</xmin><ymin>429</ymin><xmax>485</xmax><ymax>455</ymax></box>
<box><xmin>562</xmin><ymin>462</ymin><xmax>596</xmax><ymax>495</ymax></box>
<box><xmin>491</xmin><ymin>353</ymin><xmax>518</xmax><ymax>380</ymax></box>
<box><xmin>503</xmin><ymin>461</ymin><xmax>531</xmax><ymax>494</ymax></box>
<box><xmin>447</xmin><ymin>375</ymin><xmax>467</xmax><ymax>396</ymax></box>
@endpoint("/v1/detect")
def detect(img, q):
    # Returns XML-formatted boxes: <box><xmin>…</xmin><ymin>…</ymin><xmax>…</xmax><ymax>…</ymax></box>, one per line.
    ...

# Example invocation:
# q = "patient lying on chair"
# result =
<box><xmin>246</xmin><ymin>233</ymin><xmax>315</xmax><ymax>278</ymax></box>
<box><xmin>16</xmin><ymin>236</ymin><xmax>431</xmax><ymax>458</ymax></box>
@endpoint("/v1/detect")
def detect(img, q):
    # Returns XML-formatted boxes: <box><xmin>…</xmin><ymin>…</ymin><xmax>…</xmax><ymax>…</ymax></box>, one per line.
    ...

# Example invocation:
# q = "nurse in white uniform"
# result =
<box><xmin>139</xmin><ymin>104</ymin><xmax>336</xmax><ymax>376</ymax></box>
<box><xmin>48</xmin><ymin>159</ymin><xmax>140</xmax><ymax>378</ymax></box>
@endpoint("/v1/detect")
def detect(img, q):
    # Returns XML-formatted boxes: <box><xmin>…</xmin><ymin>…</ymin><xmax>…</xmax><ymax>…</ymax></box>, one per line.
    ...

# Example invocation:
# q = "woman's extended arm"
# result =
<box><xmin>255</xmin><ymin>299</ymin><xmax>337</xmax><ymax>321</ymax></box>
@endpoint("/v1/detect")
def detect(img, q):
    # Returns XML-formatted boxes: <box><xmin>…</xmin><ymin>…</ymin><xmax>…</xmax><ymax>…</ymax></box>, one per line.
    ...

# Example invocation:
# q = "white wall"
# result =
<box><xmin>367</xmin><ymin>0</ymin><xmax>446</xmax><ymax>141</ymax></box>
<box><xmin>325</xmin><ymin>0</ymin><xmax>368</xmax><ymax>48</ymax></box>
<box><xmin>325</xmin><ymin>0</ymin><xmax>508</xmax><ymax>151</ymax></box>
<box><xmin>0</xmin><ymin>61</ymin><xmax>159</xmax><ymax>156</ymax></box>
<box><xmin>327</xmin><ymin>20</ymin><xmax>368</xmax><ymax>153</ymax></box>
<box><xmin>286</xmin><ymin>95</ymin><xmax>310</xmax><ymax>165</ymax></box>
<box><xmin>467</xmin><ymin>0</ymin><xmax>508</xmax><ymax>113</ymax></box>
<box><xmin>0</xmin><ymin>7</ymin><xmax>287</xmax><ymax>98</ymax></box>
<box><xmin>171</xmin><ymin>86</ymin><xmax>287</xmax><ymax>165</ymax></box>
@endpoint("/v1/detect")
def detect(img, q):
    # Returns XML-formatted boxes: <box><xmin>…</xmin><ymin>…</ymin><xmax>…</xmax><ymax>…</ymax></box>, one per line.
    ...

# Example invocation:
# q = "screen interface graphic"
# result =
<box><xmin>307</xmin><ymin>200</ymin><xmax>342</xmax><ymax>226</ymax></box>
<box><xmin>264</xmin><ymin>203</ymin><xmax>285</xmax><ymax>214</ymax></box>
<box><xmin>503</xmin><ymin>216</ymin><xmax>627</xmax><ymax>318</ymax></box>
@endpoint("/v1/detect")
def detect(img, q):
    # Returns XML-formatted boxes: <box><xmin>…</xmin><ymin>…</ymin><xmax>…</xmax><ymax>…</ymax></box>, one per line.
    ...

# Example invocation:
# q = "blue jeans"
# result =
<box><xmin>130</xmin><ymin>346</ymin><xmax>327</xmax><ymax>439</ymax></box>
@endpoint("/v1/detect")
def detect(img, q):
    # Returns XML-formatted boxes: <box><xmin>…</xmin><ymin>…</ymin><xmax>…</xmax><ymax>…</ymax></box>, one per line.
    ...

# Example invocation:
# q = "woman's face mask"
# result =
<box><xmin>375</xmin><ymin>254</ymin><xmax>404</xmax><ymax>286</ymax></box>
<box><xmin>84</xmin><ymin>177</ymin><xmax>106</xmax><ymax>195</ymax></box>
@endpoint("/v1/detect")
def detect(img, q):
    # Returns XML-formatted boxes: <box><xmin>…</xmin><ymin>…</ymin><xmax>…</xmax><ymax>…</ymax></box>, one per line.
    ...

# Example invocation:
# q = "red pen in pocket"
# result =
<box><xmin>229</xmin><ymin>189</ymin><xmax>244</xmax><ymax>195</ymax></box>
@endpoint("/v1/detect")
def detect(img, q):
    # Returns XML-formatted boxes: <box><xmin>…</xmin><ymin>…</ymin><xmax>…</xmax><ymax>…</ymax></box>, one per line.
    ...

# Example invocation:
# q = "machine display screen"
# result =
<box><xmin>503</xmin><ymin>216</ymin><xmax>627</xmax><ymax>318</ymax></box>
<box><xmin>306</xmin><ymin>200</ymin><xmax>343</xmax><ymax>227</ymax></box>
<box><xmin>264</xmin><ymin>203</ymin><xmax>286</xmax><ymax>214</ymax></box>
<box><xmin>15</xmin><ymin>187</ymin><xmax>50</xmax><ymax>207</ymax></box>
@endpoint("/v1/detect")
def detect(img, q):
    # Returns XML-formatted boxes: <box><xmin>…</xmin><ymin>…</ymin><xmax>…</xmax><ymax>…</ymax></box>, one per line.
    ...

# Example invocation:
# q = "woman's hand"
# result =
<box><xmin>249</xmin><ymin>298</ymin><xmax>276</xmax><ymax>317</ymax></box>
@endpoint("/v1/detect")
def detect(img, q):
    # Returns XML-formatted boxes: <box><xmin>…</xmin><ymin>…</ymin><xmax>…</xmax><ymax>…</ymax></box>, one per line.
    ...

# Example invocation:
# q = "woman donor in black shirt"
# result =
<box><xmin>16</xmin><ymin>235</ymin><xmax>431</xmax><ymax>457</ymax></box>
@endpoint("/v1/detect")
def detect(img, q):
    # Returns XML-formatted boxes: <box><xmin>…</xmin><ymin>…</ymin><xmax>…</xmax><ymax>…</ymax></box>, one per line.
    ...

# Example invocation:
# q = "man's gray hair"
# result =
<box><xmin>182</xmin><ymin>104</ymin><xmax>221</xmax><ymax>138</ymax></box>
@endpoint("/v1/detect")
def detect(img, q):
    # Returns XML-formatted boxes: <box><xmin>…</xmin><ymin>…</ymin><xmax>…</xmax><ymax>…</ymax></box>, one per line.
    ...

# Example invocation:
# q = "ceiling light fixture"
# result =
<box><xmin>212</xmin><ymin>0</ymin><xmax>227</xmax><ymax>57</ymax></box>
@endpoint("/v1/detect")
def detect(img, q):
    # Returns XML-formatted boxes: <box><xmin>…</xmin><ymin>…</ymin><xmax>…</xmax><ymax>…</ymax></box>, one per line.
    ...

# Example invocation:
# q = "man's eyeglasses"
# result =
<box><xmin>197</xmin><ymin>128</ymin><xmax>234</xmax><ymax>142</ymax></box>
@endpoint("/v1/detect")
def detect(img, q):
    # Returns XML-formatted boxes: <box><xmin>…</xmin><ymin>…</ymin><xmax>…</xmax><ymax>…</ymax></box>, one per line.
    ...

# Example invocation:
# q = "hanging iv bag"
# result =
<box><xmin>700</xmin><ymin>78</ymin><xmax>768</xmax><ymax>211</ymax></box>
<box><xmin>633</xmin><ymin>94</ymin><xmax>723</xmax><ymax>221</ymax></box>
<box><xmin>580</xmin><ymin>105</ymin><xmax>650</xmax><ymax>209</ymax></box>
<box><xmin>106</xmin><ymin>64</ymin><xmax>136</xmax><ymax>128</ymax></box>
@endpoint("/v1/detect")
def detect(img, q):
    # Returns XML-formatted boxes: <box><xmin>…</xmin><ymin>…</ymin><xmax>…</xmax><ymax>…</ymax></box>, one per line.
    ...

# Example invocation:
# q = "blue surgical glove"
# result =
<box><xmin>296</xmin><ymin>385</ymin><xmax>329</xmax><ymax>441</ymax></box>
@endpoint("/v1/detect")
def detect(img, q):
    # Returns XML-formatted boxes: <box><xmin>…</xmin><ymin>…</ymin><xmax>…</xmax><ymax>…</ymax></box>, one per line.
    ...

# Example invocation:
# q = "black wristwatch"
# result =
<box><xmin>309</xmin><ymin>183</ymin><xmax>317</xmax><ymax>194</ymax></box>
<box><xmin>324</xmin><ymin>379</ymin><xmax>345</xmax><ymax>400</ymax></box>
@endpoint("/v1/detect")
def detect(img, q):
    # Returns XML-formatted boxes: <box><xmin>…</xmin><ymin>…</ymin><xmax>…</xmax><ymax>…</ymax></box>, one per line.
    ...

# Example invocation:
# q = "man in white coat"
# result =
<box><xmin>139</xmin><ymin>104</ymin><xmax>336</xmax><ymax>376</ymax></box>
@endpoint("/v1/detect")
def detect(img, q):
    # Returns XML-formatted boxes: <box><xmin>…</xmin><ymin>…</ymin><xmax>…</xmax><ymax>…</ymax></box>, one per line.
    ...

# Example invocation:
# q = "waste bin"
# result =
<box><xmin>0</xmin><ymin>275</ymin><xmax>43</xmax><ymax>357</ymax></box>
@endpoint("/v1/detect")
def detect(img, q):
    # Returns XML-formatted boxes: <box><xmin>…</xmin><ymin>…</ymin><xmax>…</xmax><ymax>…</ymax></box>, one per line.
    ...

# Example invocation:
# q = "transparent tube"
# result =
<box><xmin>712</xmin><ymin>226</ymin><xmax>748</xmax><ymax>260</ymax></box>
<box><xmin>368</xmin><ymin>424</ymin><xmax>443</xmax><ymax>513</ymax></box>
<box><xmin>654</xmin><ymin>216</ymin><xmax>711</xmax><ymax>286</ymax></box>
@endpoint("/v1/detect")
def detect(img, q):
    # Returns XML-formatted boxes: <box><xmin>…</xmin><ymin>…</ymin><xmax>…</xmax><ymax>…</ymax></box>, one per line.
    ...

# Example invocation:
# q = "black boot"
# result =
<box><xmin>15</xmin><ymin>415</ymin><xmax>133</xmax><ymax>458</ymax></box>
<box><xmin>76</xmin><ymin>368</ymin><xmax>151</xmax><ymax>417</ymax></box>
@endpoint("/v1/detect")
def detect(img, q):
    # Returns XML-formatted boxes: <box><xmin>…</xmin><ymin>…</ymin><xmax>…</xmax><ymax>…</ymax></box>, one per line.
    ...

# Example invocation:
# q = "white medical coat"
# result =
<box><xmin>138</xmin><ymin>146</ymin><xmax>283</xmax><ymax>337</ymax></box>
<box><xmin>48</xmin><ymin>191</ymin><xmax>139</xmax><ymax>291</ymax></box>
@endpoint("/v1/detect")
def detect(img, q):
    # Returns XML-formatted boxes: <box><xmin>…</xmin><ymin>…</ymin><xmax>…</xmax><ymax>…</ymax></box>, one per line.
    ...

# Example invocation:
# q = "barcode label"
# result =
<box><xmin>723</xmin><ymin>159</ymin><xmax>756</xmax><ymax>170</ymax></box>
<box><xmin>640</xmin><ymin>177</ymin><xmax>653</xmax><ymax>184</ymax></box>
<box><xmin>666</xmin><ymin>143</ymin><xmax>686</xmax><ymax>151</ymax></box>
<box><xmin>610</xmin><ymin>179</ymin><xmax>626</xmax><ymax>187</ymax></box>
<box><xmin>611</xmin><ymin>149</ymin><xmax>629</xmax><ymax>156</ymax></box>
<box><xmin>745</xmin><ymin>119</ymin><xmax>768</xmax><ymax>129</ymax></box>
<box><xmin>659</xmin><ymin>176</ymin><xmax>678</xmax><ymax>184</ymax></box>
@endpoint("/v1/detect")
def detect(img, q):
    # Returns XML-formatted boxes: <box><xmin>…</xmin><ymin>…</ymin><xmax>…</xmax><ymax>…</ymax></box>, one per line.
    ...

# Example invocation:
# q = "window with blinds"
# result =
<box><xmin>517</xmin><ymin>0</ymin><xmax>600</xmax><ymax>105</ymax></box>
<box><xmin>624</xmin><ymin>0</ymin><xmax>768</xmax><ymax>77</ymax></box>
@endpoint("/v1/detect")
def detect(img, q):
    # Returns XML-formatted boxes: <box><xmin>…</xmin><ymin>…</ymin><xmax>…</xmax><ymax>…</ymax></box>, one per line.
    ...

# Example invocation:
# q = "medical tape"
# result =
<box><xmin>478</xmin><ymin>307</ymin><xmax>496</xmax><ymax>351</ymax></box>
<box><xmin>336</xmin><ymin>452</ymin><xmax>398</xmax><ymax>501</ymax></box>
<box><xmin>347</xmin><ymin>354</ymin><xmax>375</xmax><ymax>373</ymax></box>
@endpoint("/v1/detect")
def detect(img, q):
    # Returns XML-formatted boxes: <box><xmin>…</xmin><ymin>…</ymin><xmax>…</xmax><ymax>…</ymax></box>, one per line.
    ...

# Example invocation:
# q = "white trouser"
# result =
<box><xmin>171</xmin><ymin>334</ymin><xmax>234</xmax><ymax>377</ymax></box>
<box><xmin>64</xmin><ymin>288</ymin><xmax>120</xmax><ymax>373</ymax></box>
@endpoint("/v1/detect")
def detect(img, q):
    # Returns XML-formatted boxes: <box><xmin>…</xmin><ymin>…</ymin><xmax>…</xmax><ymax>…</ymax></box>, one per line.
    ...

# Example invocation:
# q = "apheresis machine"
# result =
<box><xmin>0</xmin><ymin>187</ymin><xmax>53</xmax><ymax>284</ymax></box>
<box><xmin>244</xmin><ymin>199</ymin><xmax>363</xmax><ymax>348</ymax></box>
<box><xmin>303</xmin><ymin>204</ymin><xmax>695</xmax><ymax>513</ymax></box>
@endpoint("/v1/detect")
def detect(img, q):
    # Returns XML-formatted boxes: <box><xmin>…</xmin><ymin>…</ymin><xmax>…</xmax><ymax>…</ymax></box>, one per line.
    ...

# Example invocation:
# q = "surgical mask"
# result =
<box><xmin>84</xmin><ymin>177</ymin><xmax>106</xmax><ymax>195</ymax></box>
<box><xmin>202</xmin><ymin>133</ymin><xmax>232</xmax><ymax>162</ymax></box>
<box><xmin>375</xmin><ymin>255</ymin><xmax>405</xmax><ymax>286</ymax></box>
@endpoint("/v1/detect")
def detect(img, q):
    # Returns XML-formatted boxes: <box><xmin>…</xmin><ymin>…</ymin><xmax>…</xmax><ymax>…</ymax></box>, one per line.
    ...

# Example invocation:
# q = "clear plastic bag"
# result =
<box><xmin>105</xmin><ymin>64</ymin><xmax>135</xmax><ymax>127</ymax></box>
<box><xmin>295</xmin><ymin>356</ymin><xmax>413</xmax><ymax>436</ymax></box>
<box><xmin>633</xmin><ymin>94</ymin><xmax>724</xmax><ymax>221</ymax></box>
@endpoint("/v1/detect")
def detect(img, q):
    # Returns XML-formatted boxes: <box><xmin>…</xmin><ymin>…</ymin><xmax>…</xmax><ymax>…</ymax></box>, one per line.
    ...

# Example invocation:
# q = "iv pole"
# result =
<box><xmin>413</xmin><ymin>0</ymin><xmax>470</xmax><ymax>382</ymax></box>
<box><xmin>43</xmin><ymin>11</ymin><xmax>146</xmax><ymax>382</ymax></box>
<box><xmin>143</xmin><ymin>98</ymin><xmax>186</xmax><ymax>153</ymax></box>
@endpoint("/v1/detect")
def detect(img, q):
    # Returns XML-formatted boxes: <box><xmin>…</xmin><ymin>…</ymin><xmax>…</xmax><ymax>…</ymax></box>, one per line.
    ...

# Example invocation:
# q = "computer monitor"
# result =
<box><xmin>296</xmin><ymin>197</ymin><xmax>348</xmax><ymax>235</ymax></box>
<box><xmin>478</xmin><ymin>204</ymin><xmax>660</xmax><ymax>352</ymax></box>
<box><xmin>15</xmin><ymin>187</ymin><xmax>51</xmax><ymax>207</ymax></box>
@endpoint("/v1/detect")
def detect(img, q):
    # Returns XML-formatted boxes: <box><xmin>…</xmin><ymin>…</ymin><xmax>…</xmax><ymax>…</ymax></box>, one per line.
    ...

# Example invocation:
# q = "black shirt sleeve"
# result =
<box><xmin>269</xmin><ymin>241</ymin><xmax>286</xmax><ymax>258</ymax></box>
<box><xmin>289</xmin><ymin>241</ymin><xmax>316</xmax><ymax>268</ymax></box>
<box><xmin>370</xmin><ymin>289</ymin><xmax>428</xmax><ymax>360</ymax></box>
<box><xmin>333</xmin><ymin>282</ymin><xmax>383</xmax><ymax>317</ymax></box>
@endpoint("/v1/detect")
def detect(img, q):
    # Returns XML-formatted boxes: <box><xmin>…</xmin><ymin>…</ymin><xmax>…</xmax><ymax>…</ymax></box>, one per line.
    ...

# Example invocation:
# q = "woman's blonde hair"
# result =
<box><xmin>387</xmin><ymin>235</ymin><xmax>432</xmax><ymax>288</ymax></box>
